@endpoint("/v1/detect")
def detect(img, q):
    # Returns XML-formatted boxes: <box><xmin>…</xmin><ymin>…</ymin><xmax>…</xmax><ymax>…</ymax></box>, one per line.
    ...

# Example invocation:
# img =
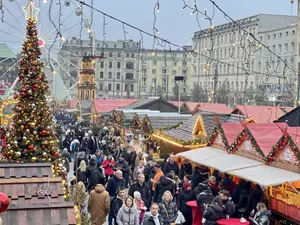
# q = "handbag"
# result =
<box><xmin>163</xmin><ymin>203</ymin><xmax>176</xmax><ymax>225</ymax></box>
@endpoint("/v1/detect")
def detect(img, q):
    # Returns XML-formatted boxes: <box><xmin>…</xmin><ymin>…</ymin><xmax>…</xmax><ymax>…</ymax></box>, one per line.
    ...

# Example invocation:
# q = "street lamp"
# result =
<box><xmin>175</xmin><ymin>75</ymin><xmax>184</xmax><ymax>114</ymax></box>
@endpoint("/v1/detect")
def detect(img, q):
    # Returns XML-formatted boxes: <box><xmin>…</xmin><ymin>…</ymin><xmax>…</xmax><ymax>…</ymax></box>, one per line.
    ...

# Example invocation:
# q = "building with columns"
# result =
<box><xmin>58</xmin><ymin>38</ymin><xmax>193</xmax><ymax>99</ymax></box>
<box><xmin>192</xmin><ymin>14</ymin><xmax>297</xmax><ymax>104</ymax></box>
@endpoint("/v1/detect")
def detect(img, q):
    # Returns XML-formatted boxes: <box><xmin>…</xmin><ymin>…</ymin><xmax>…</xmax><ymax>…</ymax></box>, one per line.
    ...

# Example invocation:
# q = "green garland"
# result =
<box><xmin>265</xmin><ymin>135</ymin><xmax>286</xmax><ymax>164</ymax></box>
<box><xmin>286</xmin><ymin>135</ymin><xmax>300</xmax><ymax>161</ymax></box>
<box><xmin>160</xmin><ymin>122</ymin><xmax>182</xmax><ymax>131</ymax></box>
<box><xmin>245</xmin><ymin>127</ymin><xmax>265</xmax><ymax>160</ymax></box>
<box><xmin>208</xmin><ymin>124</ymin><xmax>229</xmax><ymax>151</ymax></box>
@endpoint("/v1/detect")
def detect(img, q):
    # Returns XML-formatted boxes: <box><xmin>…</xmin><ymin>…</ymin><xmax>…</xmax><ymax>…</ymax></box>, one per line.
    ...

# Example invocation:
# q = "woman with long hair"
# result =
<box><xmin>249</xmin><ymin>202</ymin><xmax>271</xmax><ymax>225</ymax></box>
<box><xmin>75</xmin><ymin>160</ymin><xmax>88</xmax><ymax>187</ymax></box>
<box><xmin>116</xmin><ymin>196</ymin><xmax>139</xmax><ymax>225</ymax></box>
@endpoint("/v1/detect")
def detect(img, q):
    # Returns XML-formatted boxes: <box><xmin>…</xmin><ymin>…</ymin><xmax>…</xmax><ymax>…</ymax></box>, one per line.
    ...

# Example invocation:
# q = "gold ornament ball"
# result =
<box><xmin>20</xmin><ymin>125</ymin><xmax>24</xmax><ymax>130</ymax></box>
<box><xmin>15</xmin><ymin>152</ymin><xmax>21</xmax><ymax>157</ymax></box>
<box><xmin>30</xmin><ymin>122</ymin><xmax>35</xmax><ymax>128</ymax></box>
<box><xmin>26</xmin><ymin>140</ymin><xmax>30</xmax><ymax>145</ymax></box>
<box><xmin>31</xmin><ymin>157</ymin><xmax>37</xmax><ymax>162</ymax></box>
<box><xmin>25</xmin><ymin>129</ymin><xmax>30</xmax><ymax>133</ymax></box>
<box><xmin>49</xmin><ymin>140</ymin><xmax>54</xmax><ymax>145</ymax></box>
<box><xmin>33</xmin><ymin>131</ymin><xmax>37</xmax><ymax>135</ymax></box>
<box><xmin>58</xmin><ymin>163</ymin><xmax>63</xmax><ymax>168</ymax></box>
<box><xmin>48</xmin><ymin>158</ymin><xmax>52</xmax><ymax>162</ymax></box>
<box><xmin>9</xmin><ymin>150</ymin><xmax>14</xmax><ymax>154</ymax></box>
<box><xmin>13</xmin><ymin>141</ymin><xmax>18</xmax><ymax>145</ymax></box>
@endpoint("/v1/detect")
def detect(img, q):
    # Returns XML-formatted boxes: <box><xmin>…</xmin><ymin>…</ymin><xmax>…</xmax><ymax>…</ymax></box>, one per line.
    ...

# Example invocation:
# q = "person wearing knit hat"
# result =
<box><xmin>178</xmin><ymin>182</ymin><xmax>196</xmax><ymax>225</ymax></box>
<box><xmin>133</xmin><ymin>191</ymin><xmax>146</xmax><ymax>224</ymax></box>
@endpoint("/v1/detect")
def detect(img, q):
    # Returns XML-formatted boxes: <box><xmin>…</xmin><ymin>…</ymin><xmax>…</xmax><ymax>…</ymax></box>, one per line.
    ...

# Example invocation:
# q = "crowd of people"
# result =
<box><xmin>60</xmin><ymin>122</ymin><xmax>271</xmax><ymax>225</ymax></box>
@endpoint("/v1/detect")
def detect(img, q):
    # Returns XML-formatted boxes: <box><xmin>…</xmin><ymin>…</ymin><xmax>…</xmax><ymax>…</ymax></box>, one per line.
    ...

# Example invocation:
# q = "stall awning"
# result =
<box><xmin>65</xmin><ymin>108</ymin><xmax>79</xmax><ymax>113</ymax></box>
<box><xmin>177</xmin><ymin>147</ymin><xmax>300</xmax><ymax>186</ymax></box>
<box><xmin>177</xmin><ymin>147</ymin><xmax>227</xmax><ymax>163</ymax></box>
<box><xmin>177</xmin><ymin>147</ymin><xmax>262</xmax><ymax>173</ymax></box>
<box><xmin>228</xmin><ymin>165</ymin><xmax>300</xmax><ymax>187</ymax></box>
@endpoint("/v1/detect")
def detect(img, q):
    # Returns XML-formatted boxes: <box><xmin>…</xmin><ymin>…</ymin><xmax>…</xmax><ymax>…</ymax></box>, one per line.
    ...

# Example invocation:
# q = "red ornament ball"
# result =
<box><xmin>33</xmin><ymin>84</ymin><xmax>39</xmax><ymax>90</ymax></box>
<box><xmin>0</xmin><ymin>192</ymin><xmax>9</xmax><ymax>213</ymax></box>
<box><xmin>28</xmin><ymin>145</ymin><xmax>34</xmax><ymax>151</ymax></box>
<box><xmin>54</xmin><ymin>151</ymin><xmax>59</xmax><ymax>157</ymax></box>
<box><xmin>41</xmin><ymin>130</ymin><xmax>47</xmax><ymax>135</ymax></box>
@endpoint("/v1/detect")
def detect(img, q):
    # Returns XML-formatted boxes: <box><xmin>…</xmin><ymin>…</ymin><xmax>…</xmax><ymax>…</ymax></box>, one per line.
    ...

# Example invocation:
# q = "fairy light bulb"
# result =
<box><xmin>52</xmin><ymin>70</ymin><xmax>56</xmax><ymax>74</ymax></box>
<box><xmin>61</xmin><ymin>36</ymin><xmax>65</xmax><ymax>41</ymax></box>
<box><xmin>88</xmin><ymin>28</ymin><xmax>92</xmax><ymax>33</ymax></box>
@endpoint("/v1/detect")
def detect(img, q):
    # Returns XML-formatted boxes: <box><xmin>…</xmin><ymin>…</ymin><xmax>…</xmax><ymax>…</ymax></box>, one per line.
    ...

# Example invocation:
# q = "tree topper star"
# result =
<box><xmin>22</xmin><ymin>0</ymin><xmax>40</xmax><ymax>21</ymax></box>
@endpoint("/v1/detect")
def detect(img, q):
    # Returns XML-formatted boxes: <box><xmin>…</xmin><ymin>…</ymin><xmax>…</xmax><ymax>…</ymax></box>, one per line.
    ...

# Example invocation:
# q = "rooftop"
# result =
<box><xmin>0</xmin><ymin>43</ymin><xmax>17</xmax><ymax>59</ymax></box>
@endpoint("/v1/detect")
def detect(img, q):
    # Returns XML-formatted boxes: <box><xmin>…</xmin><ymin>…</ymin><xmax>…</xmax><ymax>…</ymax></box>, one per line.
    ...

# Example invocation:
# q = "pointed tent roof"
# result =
<box><xmin>170</xmin><ymin>101</ymin><xmax>232</xmax><ymax>114</ymax></box>
<box><xmin>0</xmin><ymin>43</ymin><xmax>17</xmax><ymax>59</ymax></box>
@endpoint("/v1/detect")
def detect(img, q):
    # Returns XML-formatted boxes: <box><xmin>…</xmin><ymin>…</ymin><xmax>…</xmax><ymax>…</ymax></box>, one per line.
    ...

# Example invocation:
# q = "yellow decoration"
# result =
<box><xmin>192</xmin><ymin>115</ymin><xmax>207</xmax><ymax>137</ymax></box>
<box><xmin>31</xmin><ymin>157</ymin><xmax>37</xmax><ymax>162</ymax></box>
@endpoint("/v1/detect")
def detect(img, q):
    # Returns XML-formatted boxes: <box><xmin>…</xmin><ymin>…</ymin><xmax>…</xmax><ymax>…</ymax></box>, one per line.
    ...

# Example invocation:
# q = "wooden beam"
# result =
<box><xmin>0</xmin><ymin>177</ymin><xmax>62</xmax><ymax>184</ymax></box>
<box><xmin>8</xmin><ymin>202</ymin><xmax>74</xmax><ymax>210</ymax></box>
<box><xmin>0</xmin><ymin>163</ymin><xmax>52</xmax><ymax>168</ymax></box>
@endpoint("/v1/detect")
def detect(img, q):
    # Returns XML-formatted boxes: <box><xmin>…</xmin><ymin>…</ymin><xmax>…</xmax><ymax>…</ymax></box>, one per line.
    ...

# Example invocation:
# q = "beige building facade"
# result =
<box><xmin>58</xmin><ymin>39</ymin><xmax>193</xmax><ymax>99</ymax></box>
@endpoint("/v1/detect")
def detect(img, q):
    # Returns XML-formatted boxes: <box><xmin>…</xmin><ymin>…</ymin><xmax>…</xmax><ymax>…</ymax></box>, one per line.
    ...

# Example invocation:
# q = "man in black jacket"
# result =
<box><xmin>106</xmin><ymin>170</ymin><xmax>125</xmax><ymax>197</ymax></box>
<box><xmin>109</xmin><ymin>187</ymin><xmax>126</xmax><ymax>225</ymax></box>
<box><xmin>128</xmin><ymin>174</ymin><xmax>152</xmax><ymax>209</ymax></box>
<box><xmin>143</xmin><ymin>203</ymin><xmax>162</xmax><ymax>225</ymax></box>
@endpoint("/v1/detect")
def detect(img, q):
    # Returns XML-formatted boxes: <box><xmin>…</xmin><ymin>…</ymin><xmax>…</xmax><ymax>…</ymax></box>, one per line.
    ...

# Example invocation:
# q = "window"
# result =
<box><xmin>279</xmin><ymin>44</ymin><xmax>282</xmax><ymax>53</ymax></box>
<box><xmin>231</xmin><ymin>81</ymin><xmax>234</xmax><ymax>89</ymax></box>
<box><xmin>117</xmin><ymin>61</ymin><xmax>121</xmax><ymax>69</ymax></box>
<box><xmin>286</xmin><ymin>31</ymin><xmax>288</xmax><ymax>37</ymax></box>
<box><xmin>267</xmin><ymin>35</ymin><xmax>270</xmax><ymax>40</ymax></box>
<box><xmin>117</xmin><ymin>52</ymin><xmax>121</xmax><ymax>58</ymax></box>
<box><xmin>109</xmin><ymin>52</ymin><xmax>113</xmax><ymax>57</ymax></box>
<box><xmin>142</xmin><ymin>69</ymin><xmax>147</xmax><ymax>73</ymax></box>
<box><xmin>250</xmin><ymin>81</ymin><xmax>254</xmax><ymax>87</ymax></box>
<box><xmin>109</xmin><ymin>61</ymin><xmax>112</xmax><ymax>68</ymax></box>
<box><xmin>241</xmin><ymin>81</ymin><xmax>244</xmax><ymax>91</ymax></box>
<box><xmin>220</xmin><ymin>50</ymin><xmax>223</xmax><ymax>58</ymax></box>
<box><xmin>108</xmin><ymin>72</ymin><xmax>112</xmax><ymax>79</ymax></box>
<box><xmin>131</xmin><ymin>53</ymin><xmax>135</xmax><ymax>58</ymax></box>
<box><xmin>285</xmin><ymin>43</ymin><xmax>288</xmax><ymax>52</ymax></box>
<box><xmin>172</xmin><ymin>61</ymin><xmax>177</xmax><ymax>66</ymax></box>
<box><xmin>291</xmin><ymin>42</ymin><xmax>295</xmax><ymax>52</ymax></box>
<box><xmin>117</xmin><ymin>72</ymin><xmax>121</xmax><ymax>79</ymax></box>
<box><xmin>292</xmin><ymin>30</ymin><xmax>295</xmax><ymax>35</ymax></box>
<box><xmin>100</xmin><ymin>83</ymin><xmax>103</xmax><ymax>91</ymax></box>
<box><xmin>100</xmin><ymin>72</ymin><xmax>104</xmax><ymax>79</ymax></box>
<box><xmin>152</xmin><ymin>69</ymin><xmax>156</xmax><ymax>74</ymax></box>
<box><xmin>182</xmin><ymin>70</ymin><xmax>187</xmax><ymax>75</ymax></box>
<box><xmin>126</xmin><ymin>62</ymin><xmax>134</xmax><ymax>69</ymax></box>
<box><xmin>125</xmin><ymin>73</ymin><xmax>134</xmax><ymax>79</ymax></box>
<box><xmin>162</xmin><ymin>69</ymin><xmax>166</xmax><ymax>74</ymax></box>
<box><xmin>126</xmin><ymin>53</ymin><xmax>130</xmax><ymax>58</ymax></box>
<box><xmin>272</xmin><ymin>45</ymin><xmax>276</xmax><ymax>53</ymax></box>
<box><xmin>108</xmin><ymin>83</ymin><xmax>112</xmax><ymax>91</ymax></box>
<box><xmin>172</xmin><ymin>70</ymin><xmax>176</xmax><ymax>75</ymax></box>
<box><xmin>152</xmin><ymin>60</ymin><xmax>157</xmax><ymax>66</ymax></box>
<box><xmin>273</xmin><ymin>34</ymin><xmax>276</xmax><ymax>39</ymax></box>
<box><xmin>279</xmin><ymin>33</ymin><xmax>282</xmax><ymax>38</ymax></box>
<box><xmin>260</xmin><ymin>36</ymin><xmax>263</xmax><ymax>41</ymax></box>
<box><xmin>225</xmin><ymin>34</ymin><xmax>227</xmax><ymax>43</ymax></box>
<box><xmin>131</xmin><ymin>85</ymin><xmax>134</xmax><ymax>92</ymax></box>
<box><xmin>114</xmin><ymin>83</ymin><xmax>120</xmax><ymax>91</ymax></box>
<box><xmin>143</xmin><ymin>60</ymin><xmax>147</xmax><ymax>65</ymax></box>
<box><xmin>224</xmin><ymin>49</ymin><xmax>227</xmax><ymax>58</ymax></box>
<box><xmin>100</xmin><ymin>61</ymin><xmax>104</xmax><ymax>68</ymax></box>
<box><xmin>236</xmin><ymin>81</ymin><xmax>239</xmax><ymax>91</ymax></box>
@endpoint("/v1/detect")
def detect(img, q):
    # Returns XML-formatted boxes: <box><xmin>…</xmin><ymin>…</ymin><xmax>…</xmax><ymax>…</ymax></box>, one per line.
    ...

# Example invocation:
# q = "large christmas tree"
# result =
<box><xmin>2</xmin><ymin>1</ymin><xmax>60</xmax><ymax>164</ymax></box>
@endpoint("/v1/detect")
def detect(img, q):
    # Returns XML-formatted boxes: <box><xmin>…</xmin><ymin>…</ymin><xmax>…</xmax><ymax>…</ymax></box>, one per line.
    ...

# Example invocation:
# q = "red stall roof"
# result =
<box><xmin>246</xmin><ymin>123</ymin><xmax>288</xmax><ymax>156</ymax></box>
<box><xmin>69</xmin><ymin>99</ymin><xmax>137</xmax><ymax>113</ymax></box>
<box><xmin>287</xmin><ymin>127</ymin><xmax>300</xmax><ymax>150</ymax></box>
<box><xmin>232</xmin><ymin>105</ymin><xmax>293</xmax><ymax>123</ymax></box>
<box><xmin>170</xmin><ymin>101</ymin><xmax>232</xmax><ymax>114</ymax></box>
<box><xmin>221</xmin><ymin>123</ymin><xmax>244</xmax><ymax>145</ymax></box>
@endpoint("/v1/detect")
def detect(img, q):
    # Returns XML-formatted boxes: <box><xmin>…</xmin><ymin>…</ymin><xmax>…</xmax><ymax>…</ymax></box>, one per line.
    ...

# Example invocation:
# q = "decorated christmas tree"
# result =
<box><xmin>2</xmin><ymin>1</ymin><xmax>60</xmax><ymax>164</ymax></box>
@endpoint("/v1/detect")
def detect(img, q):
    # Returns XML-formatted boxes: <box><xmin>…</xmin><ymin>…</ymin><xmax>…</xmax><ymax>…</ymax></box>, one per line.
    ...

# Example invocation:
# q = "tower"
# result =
<box><xmin>77</xmin><ymin>56</ymin><xmax>96</xmax><ymax>101</ymax></box>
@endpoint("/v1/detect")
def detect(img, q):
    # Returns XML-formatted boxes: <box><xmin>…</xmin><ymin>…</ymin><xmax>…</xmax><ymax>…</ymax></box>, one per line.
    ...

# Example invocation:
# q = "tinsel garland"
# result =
<box><xmin>208</xmin><ymin>124</ymin><xmax>229</xmax><ymax>151</ymax></box>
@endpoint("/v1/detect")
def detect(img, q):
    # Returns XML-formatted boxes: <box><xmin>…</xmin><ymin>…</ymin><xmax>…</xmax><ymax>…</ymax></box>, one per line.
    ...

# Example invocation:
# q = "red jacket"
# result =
<box><xmin>102</xmin><ymin>159</ymin><xmax>115</xmax><ymax>176</ymax></box>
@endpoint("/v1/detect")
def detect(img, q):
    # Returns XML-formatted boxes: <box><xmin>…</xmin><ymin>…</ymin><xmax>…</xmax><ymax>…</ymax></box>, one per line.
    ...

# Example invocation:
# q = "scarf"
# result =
<box><xmin>208</xmin><ymin>180</ymin><xmax>218</xmax><ymax>192</ymax></box>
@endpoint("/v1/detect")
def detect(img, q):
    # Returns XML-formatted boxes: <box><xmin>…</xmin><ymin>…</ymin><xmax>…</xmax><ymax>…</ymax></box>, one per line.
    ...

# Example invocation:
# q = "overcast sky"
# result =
<box><xmin>0</xmin><ymin>0</ymin><xmax>298</xmax><ymax>53</ymax></box>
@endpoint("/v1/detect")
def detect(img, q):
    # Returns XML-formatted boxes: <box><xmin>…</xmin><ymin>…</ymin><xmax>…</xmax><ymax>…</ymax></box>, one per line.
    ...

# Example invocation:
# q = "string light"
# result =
<box><xmin>60</xmin><ymin>36</ymin><xmax>65</xmax><ymax>41</ymax></box>
<box><xmin>87</xmin><ymin>28</ymin><xmax>92</xmax><ymax>33</ymax></box>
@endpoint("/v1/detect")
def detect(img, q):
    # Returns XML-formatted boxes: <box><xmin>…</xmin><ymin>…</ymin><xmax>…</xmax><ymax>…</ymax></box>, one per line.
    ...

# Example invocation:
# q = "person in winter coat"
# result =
<box><xmin>103</xmin><ymin>154</ymin><xmax>115</xmax><ymax>181</ymax></box>
<box><xmin>219</xmin><ymin>190</ymin><xmax>235</xmax><ymax>218</ymax></box>
<box><xmin>128</xmin><ymin>147</ymin><xmax>137</xmax><ymax>173</ymax></box>
<box><xmin>218</xmin><ymin>174</ymin><xmax>236</xmax><ymax>195</ymax></box>
<box><xmin>114</xmin><ymin>156</ymin><xmax>130</xmax><ymax>187</ymax></box>
<box><xmin>196</xmin><ymin>184</ymin><xmax>214</xmax><ymax>214</ymax></box>
<box><xmin>202</xmin><ymin>196</ymin><xmax>224</xmax><ymax>225</ymax></box>
<box><xmin>62</xmin><ymin>148</ymin><xmax>71</xmax><ymax>173</ymax></box>
<box><xmin>107</xmin><ymin>170</ymin><xmax>126</xmax><ymax>198</ymax></box>
<box><xmin>117</xmin><ymin>196</ymin><xmax>139</xmax><ymax>225</ymax></box>
<box><xmin>88</xmin><ymin>184</ymin><xmax>110</xmax><ymax>225</ymax></box>
<box><xmin>152</xmin><ymin>164</ymin><xmax>164</xmax><ymax>191</ymax></box>
<box><xmin>249</xmin><ymin>202</ymin><xmax>271</xmax><ymax>225</ymax></box>
<box><xmin>203</xmin><ymin>176</ymin><xmax>219</xmax><ymax>197</ymax></box>
<box><xmin>128</xmin><ymin>174</ymin><xmax>152</xmax><ymax>210</ymax></box>
<box><xmin>87</xmin><ymin>165</ymin><xmax>105</xmax><ymax>191</ymax></box>
<box><xmin>133</xmin><ymin>191</ymin><xmax>147</xmax><ymax>224</ymax></box>
<box><xmin>70</xmin><ymin>138</ymin><xmax>81</xmax><ymax>162</ymax></box>
<box><xmin>163</xmin><ymin>155</ymin><xmax>179</xmax><ymax>176</ymax></box>
<box><xmin>144</xmin><ymin>161</ymin><xmax>156</xmax><ymax>183</ymax></box>
<box><xmin>154</xmin><ymin>174</ymin><xmax>176</xmax><ymax>203</ymax></box>
<box><xmin>179</xmin><ymin>159</ymin><xmax>193</xmax><ymax>181</ymax></box>
<box><xmin>143</xmin><ymin>203</ymin><xmax>163</xmax><ymax>225</ymax></box>
<box><xmin>177</xmin><ymin>182</ymin><xmax>196</xmax><ymax>225</ymax></box>
<box><xmin>191</xmin><ymin>166</ymin><xmax>205</xmax><ymax>190</ymax></box>
<box><xmin>95</xmin><ymin>149</ymin><xmax>104</xmax><ymax>166</ymax></box>
<box><xmin>133</xmin><ymin>161</ymin><xmax>145</xmax><ymax>182</ymax></box>
<box><xmin>158</xmin><ymin>191</ymin><xmax>178</xmax><ymax>225</ymax></box>
<box><xmin>247</xmin><ymin>185</ymin><xmax>264</xmax><ymax>216</ymax></box>
<box><xmin>110</xmin><ymin>187</ymin><xmax>127</xmax><ymax>225</ymax></box>
<box><xmin>75</xmin><ymin>160</ymin><xmax>88</xmax><ymax>187</ymax></box>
